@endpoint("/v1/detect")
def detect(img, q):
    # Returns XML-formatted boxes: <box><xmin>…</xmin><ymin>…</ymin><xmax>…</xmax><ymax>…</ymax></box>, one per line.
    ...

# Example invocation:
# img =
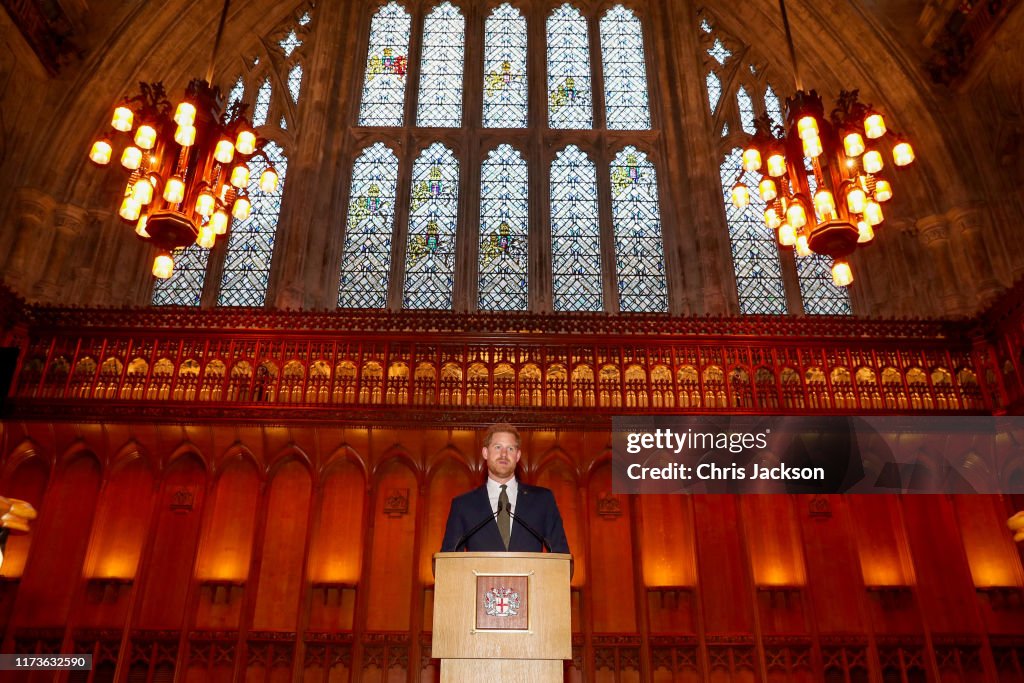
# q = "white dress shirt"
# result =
<box><xmin>486</xmin><ymin>477</ymin><xmax>519</xmax><ymax>542</ymax></box>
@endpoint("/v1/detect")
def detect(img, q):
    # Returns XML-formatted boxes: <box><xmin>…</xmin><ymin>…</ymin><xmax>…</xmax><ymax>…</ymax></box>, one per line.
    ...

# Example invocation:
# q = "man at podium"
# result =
<box><xmin>441</xmin><ymin>423</ymin><xmax>570</xmax><ymax>553</ymax></box>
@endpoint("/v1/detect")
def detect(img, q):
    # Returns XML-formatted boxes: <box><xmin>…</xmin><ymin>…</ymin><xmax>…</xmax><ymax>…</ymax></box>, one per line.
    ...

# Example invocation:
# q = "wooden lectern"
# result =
<box><xmin>432</xmin><ymin>552</ymin><xmax>572</xmax><ymax>682</ymax></box>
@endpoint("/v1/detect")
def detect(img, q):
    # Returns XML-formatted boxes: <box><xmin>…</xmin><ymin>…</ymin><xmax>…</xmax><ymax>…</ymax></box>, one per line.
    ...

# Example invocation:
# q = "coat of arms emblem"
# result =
<box><xmin>483</xmin><ymin>586</ymin><xmax>521</xmax><ymax>617</ymax></box>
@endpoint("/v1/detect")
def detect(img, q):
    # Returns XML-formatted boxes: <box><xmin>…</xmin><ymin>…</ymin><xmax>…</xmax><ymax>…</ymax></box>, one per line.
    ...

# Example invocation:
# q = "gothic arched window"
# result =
<box><xmin>546</xmin><ymin>4</ymin><xmax>593</xmax><ymax>129</ymax></box>
<box><xmin>550</xmin><ymin>145</ymin><xmax>603</xmax><ymax>312</ymax></box>
<box><xmin>152</xmin><ymin>7</ymin><xmax>311</xmax><ymax>307</ymax></box>
<box><xmin>611</xmin><ymin>146</ymin><xmax>667</xmax><ymax>312</ymax></box>
<box><xmin>600</xmin><ymin>5</ymin><xmax>652</xmax><ymax>130</ymax></box>
<box><xmin>701</xmin><ymin>15</ymin><xmax>852</xmax><ymax>315</ymax></box>
<box><xmin>402</xmin><ymin>143</ymin><xmax>460</xmax><ymax>309</ymax></box>
<box><xmin>338</xmin><ymin>143</ymin><xmax>400</xmax><ymax>308</ymax></box>
<box><xmin>479</xmin><ymin>145</ymin><xmax>529</xmax><ymax>311</ymax></box>
<box><xmin>358</xmin><ymin>2</ymin><xmax>411</xmax><ymax>127</ymax></box>
<box><xmin>416</xmin><ymin>2</ymin><xmax>465</xmax><ymax>127</ymax></box>
<box><xmin>483</xmin><ymin>3</ymin><xmax>528</xmax><ymax>128</ymax></box>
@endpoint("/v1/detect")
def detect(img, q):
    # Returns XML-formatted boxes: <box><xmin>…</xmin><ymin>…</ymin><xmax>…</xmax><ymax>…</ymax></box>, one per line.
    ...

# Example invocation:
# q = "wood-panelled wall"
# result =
<box><xmin>1</xmin><ymin>422</ymin><xmax>1022</xmax><ymax>683</ymax></box>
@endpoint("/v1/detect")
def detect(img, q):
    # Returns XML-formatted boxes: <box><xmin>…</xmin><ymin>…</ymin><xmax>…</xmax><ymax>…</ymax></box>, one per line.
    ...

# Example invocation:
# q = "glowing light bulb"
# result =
<box><xmin>802</xmin><ymin>135</ymin><xmax>823</xmax><ymax>158</ymax></box>
<box><xmin>134</xmin><ymin>124</ymin><xmax>157</xmax><ymax>150</ymax></box>
<box><xmin>195</xmin><ymin>190</ymin><xmax>216</xmax><ymax>217</ymax></box>
<box><xmin>163</xmin><ymin>175</ymin><xmax>185</xmax><ymax>204</ymax></box>
<box><xmin>759</xmin><ymin>178</ymin><xmax>777</xmax><ymax>202</ymax></box>
<box><xmin>731</xmin><ymin>183</ymin><xmax>750</xmax><ymax>209</ymax></box>
<box><xmin>767</xmin><ymin>153</ymin><xmax>787</xmax><ymax>178</ymax></box>
<box><xmin>132</xmin><ymin>178</ymin><xmax>153</xmax><ymax>205</ymax></box>
<box><xmin>742</xmin><ymin>148</ymin><xmax>761</xmax><ymax>172</ymax></box>
<box><xmin>111</xmin><ymin>106</ymin><xmax>134</xmax><ymax>132</ymax></box>
<box><xmin>153</xmin><ymin>254</ymin><xmax>174</xmax><ymax>279</ymax></box>
<box><xmin>215</xmin><ymin>139</ymin><xmax>235</xmax><ymax>164</ymax></box>
<box><xmin>89</xmin><ymin>139</ymin><xmax>112</xmax><ymax>165</ymax></box>
<box><xmin>119</xmin><ymin>197</ymin><xmax>141</xmax><ymax>221</ymax></box>
<box><xmin>857</xmin><ymin>220</ymin><xmax>874</xmax><ymax>243</ymax></box>
<box><xmin>795</xmin><ymin>233</ymin><xmax>811</xmax><ymax>257</ymax></box>
<box><xmin>863</xmin><ymin>150</ymin><xmax>883</xmax><ymax>174</ymax></box>
<box><xmin>236</xmin><ymin>130</ymin><xmax>256</xmax><ymax>155</ymax></box>
<box><xmin>174</xmin><ymin>102</ymin><xmax>196</xmax><ymax>127</ymax></box>
<box><xmin>232</xmin><ymin>196</ymin><xmax>251</xmax><ymax>220</ymax></box>
<box><xmin>764</xmin><ymin>208</ymin><xmax>782</xmax><ymax>230</ymax></box>
<box><xmin>844</xmin><ymin>132</ymin><xmax>865</xmax><ymax>157</ymax></box>
<box><xmin>864</xmin><ymin>113</ymin><xmax>886</xmax><ymax>139</ymax></box>
<box><xmin>814</xmin><ymin>190</ymin><xmax>836</xmax><ymax>220</ymax></box>
<box><xmin>260</xmin><ymin>168</ymin><xmax>279</xmax><ymax>193</ymax></box>
<box><xmin>893</xmin><ymin>141</ymin><xmax>915</xmax><ymax>166</ymax></box>
<box><xmin>874</xmin><ymin>179</ymin><xmax>892</xmax><ymax>202</ymax></box>
<box><xmin>210</xmin><ymin>210</ymin><xmax>230</xmax><ymax>235</ymax></box>
<box><xmin>120</xmin><ymin>146</ymin><xmax>142</xmax><ymax>170</ymax></box>
<box><xmin>832</xmin><ymin>260</ymin><xmax>853</xmax><ymax>286</ymax></box>
<box><xmin>786</xmin><ymin>202</ymin><xmax>807</xmax><ymax>229</ymax></box>
<box><xmin>797</xmin><ymin>116</ymin><xmax>819</xmax><ymax>140</ymax></box>
<box><xmin>135</xmin><ymin>214</ymin><xmax>150</xmax><ymax>237</ymax></box>
<box><xmin>778</xmin><ymin>223</ymin><xmax>796</xmax><ymax>246</ymax></box>
<box><xmin>846</xmin><ymin>187</ymin><xmax>867</xmax><ymax>214</ymax></box>
<box><xmin>230</xmin><ymin>164</ymin><xmax>250</xmax><ymax>189</ymax></box>
<box><xmin>196</xmin><ymin>224</ymin><xmax>216</xmax><ymax>248</ymax></box>
<box><xmin>864</xmin><ymin>200</ymin><xmax>884</xmax><ymax>226</ymax></box>
<box><xmin>174</xmin><ymin>124</ymin><xmax>196</xmax><ymax>147</ymax></box>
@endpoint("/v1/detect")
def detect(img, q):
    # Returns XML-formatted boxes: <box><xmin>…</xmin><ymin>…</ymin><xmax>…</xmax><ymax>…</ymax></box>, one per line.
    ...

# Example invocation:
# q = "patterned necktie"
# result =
<box><xmin>498</xmin><ymin>484</ymin><xmax>511</xmax><ymax>550</ymax></box>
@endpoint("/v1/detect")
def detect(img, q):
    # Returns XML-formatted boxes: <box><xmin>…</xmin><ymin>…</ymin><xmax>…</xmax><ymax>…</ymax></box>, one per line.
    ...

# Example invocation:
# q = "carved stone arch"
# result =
<box><xmin>167</xmin><ymin>442</ymin><xmax>210</xmax><ymax>476</ymax></box>
<box><xmin>109</xmin><ymin>439</ymin><xmax>154</xmax><ymax>476</ymax></box>
<box><xmin>535</xmin><ymin>446</ymin><xmax>580</xmax><ymax>484</ymax></box>
<box><xmin>372</xmin><ymin>446</ymin><xmax>423</xmax><ymax>485</ymax></box>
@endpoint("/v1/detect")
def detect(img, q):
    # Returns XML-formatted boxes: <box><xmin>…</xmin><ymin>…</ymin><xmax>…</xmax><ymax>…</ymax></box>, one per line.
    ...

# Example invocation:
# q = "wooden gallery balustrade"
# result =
<box><xmin>3</xmin><ymin>288</ymin><xmax>1022</xmax><ymax>422</ymax></box>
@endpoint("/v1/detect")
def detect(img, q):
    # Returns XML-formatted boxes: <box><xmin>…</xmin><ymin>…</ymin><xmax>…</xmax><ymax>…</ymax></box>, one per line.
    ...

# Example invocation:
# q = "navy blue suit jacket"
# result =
<box><xmin>440</xmin><ymin>482</ymin><xmax>570</xmax><ymax>553</ymax></box>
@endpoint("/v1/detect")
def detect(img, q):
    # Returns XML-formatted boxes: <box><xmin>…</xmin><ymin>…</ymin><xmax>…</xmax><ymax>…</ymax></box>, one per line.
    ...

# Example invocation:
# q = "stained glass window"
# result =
<box><xmin>217</xmin><ymin>142</ymin><xmax>288</xmax><ymax>306</ymax></box>
<box><xmin>610</xmin><ymin>147</ymin><xmax>667</xmax><ymax>312</ymax></box>
<box><xmin>338</xmin><ymin>143</ymin><xmax>399</xmax><ymax>308</ymax></box>
<box><xmin>479</xmin><ymin>145</ymin><xmax>529</xmax><ymax>311</ymax></box>
<box><xmin>600</xmin><ymin>5</ymin><xmax>651</xmax><ymax>130</ymax></box>
<box><xmin>403</xmin><ymin>143</ymin><xmax>460</xmax><ymax>309</ymax></box>
<box><xmin>546</xmin><ymin>4</ymin><xmax>592</xmax><ymax>129</ymax></box>
<box><xmin>152</xmin><ymin>245</ymin><xmax>210</xmax><ymax>306</ymax></box>
<box><xmin>765</xmin><ymin>85</ymin><xmax>784</xmax><ymax>130</ymax></box>
<box><xmin>483</xmin><ymin>3</ymin><xmax>528</xmax><ymax>128</ymax></box>
<box><xmin>797</xmin><ymin>254</ymin><xmax>852</xmax><ymax>315</ymax></box>
<box><xmin>720</xmin><ymin>147</ymin><xmax>787</xmax><ymax>314</ymax></box>
<box><xmin>288</xmin><ymin>63</ymin><xmax>303</xmax><ymax>103</ymax></box>
<box><xmin>227</xmin><ymin>77</ymin><xmax>245</xmax><ymax>112</ymax></box>
<box><xmin>708</xmin><ymin>38</ymin><xmax>731</xmax><ymax>64</ymax></box>
<box><xmin>736</xmin><ymin>86</ymin><xmax>756</xmax><ymax>134</ymax></box>
<box><xmin>253</xmin><ymin>78</ymin><xmax>272</xmax><ymax>126</ymax></box>
<box><xmin>417</xmin><ymin>2</ymin><xmax>464</xmax><ymax>127</ymax></box>
<box><xmin>550</xmin><ymin>145</ymin><xmax>602</xmax><ymax>311</ymax></box>
<box><xmin>279</xmin><ymin>30</ymin><xmax>301</xmax><ymax>57</ymax></box>
<box><xmin>358</xmin><ymin>2</ymin><xmax>411</xmax><ymax>127</ymax></box>
<box><xmin>706</xmin><ymin>71</ymin><xmax>721</xmax><ymax>114</ymax></box>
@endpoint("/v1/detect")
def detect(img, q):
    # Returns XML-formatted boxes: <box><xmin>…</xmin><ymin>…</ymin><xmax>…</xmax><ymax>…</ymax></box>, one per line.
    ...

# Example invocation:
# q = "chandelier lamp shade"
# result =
<box><xmin>86</xmin><ymin>0</ymin><xmax>276</xmax><ymax>279</ymax></box>
<box><xmin>729</xmin><ymin>0</ymin><xmax>915</xmax><ymax>287</ymax></box>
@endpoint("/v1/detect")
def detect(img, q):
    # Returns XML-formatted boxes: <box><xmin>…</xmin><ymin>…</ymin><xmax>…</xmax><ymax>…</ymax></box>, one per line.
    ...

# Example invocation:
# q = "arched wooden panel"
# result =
<box><xmin>954</xmin><ymin>495</ymin><xmax>1024</xmax><ymax>588</ymax></box>
<box><xmin>0</xmin><ymin>455</ymin><xmax>49</xmax><ymax>578</ymax></box>
<box><xmin>536</xmin><ymin>455</ymin><xmax>584</xmax><ymax>586</ymax></box>
<box><xmin>587</xmin><ymin>461</ymin><xmax>635</xmax><ymax>632</ymax></box>
<box><xmin>252</xmin><ymin>458</ymin><xmax>313</xmax><ymax>630</ymax></box>
<box><xmin>195</xmin><ymin>457</ymin><xmax>260</xmax><ymax>582</ymax></box>
<box><xmin>848</xmin><ymin>495</ymin><xmax>914</xmax><ymax>587</ymax></box>
<box><xmin>639</xmin><ymin>494</ymin><xmax>697</xmax><ymax>634</ymax></box>
<box><xmin>693</xmin><ymin>495</ymin><xmax>752</xmax><ymax>633</ymax></box>
<box><xmin>134</xmin><ymin>453</ymin><xmax>206</xmax><ymax>628</ymax></box>
<box><xmin>420</xmin><ymin>456</ymin><xmax>472</xmax><ymax>584</ymax></box>
<box><xmin>798</xmin><ymin>495</ymin><xmax>865</xmax><ymax>633</ymax></box>
<box><xmin>741</xmin><ymin>495</ymin><xmax>806</xmax><ymax>587</ymax></box>
<box><xmin>15</xmin><ymin>454</ymin><xmax>101</xmax><ymax>626</ymax></box>
<box><xmin>308</xmin><ymin>457</ymin><xmax>365</xmax><ymax>584</ymax></box>
<box><xmin>365</xmin><ymin>459</ymin><xmax>418</xmax><ymax>631</ymax></box>
<box><xmin>82</xmin><ymin>457</ymin><xmax>155</xmax><ymax>580</ymax></box>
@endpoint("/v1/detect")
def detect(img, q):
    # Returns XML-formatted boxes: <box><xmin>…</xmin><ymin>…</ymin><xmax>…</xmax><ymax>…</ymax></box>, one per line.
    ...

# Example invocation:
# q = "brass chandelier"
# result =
<box><xmin>88</xmin><ymin>0</ymin><xmax>277</xmax><ymax>279</ymax></box>
<box><xmin>729</xmin><ymin>0</ymin><xmax>916</xmax><ymax>287</ymax></box>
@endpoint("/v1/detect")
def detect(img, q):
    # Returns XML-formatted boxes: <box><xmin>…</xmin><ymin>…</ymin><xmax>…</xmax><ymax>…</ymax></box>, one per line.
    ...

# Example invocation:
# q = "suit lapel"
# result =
<box><xmin>475</xmin><ymin>485</ymin><xmax>505</xmax><ymax>550</ymax></box>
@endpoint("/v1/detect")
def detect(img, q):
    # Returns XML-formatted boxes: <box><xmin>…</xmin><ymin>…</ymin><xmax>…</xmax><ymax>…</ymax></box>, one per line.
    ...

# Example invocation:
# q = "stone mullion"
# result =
<box><xmin>530</xmin><ymin>1</ymin><xmax>552</xmax><ymax>313</ymax></box>
<box><xmin>661</xmin><ymin>0</ymin><xmax>728</xmax><ymax>315</ymax></box>
<box><xmin>588</xmin><ymin>6</ymin><xmax>619</xmax><ymax>314</ymax></box>
<box><xmin>458</xmin><ymin>2</ymin><xmax>484</xmax><ymax>313</ymax></box>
